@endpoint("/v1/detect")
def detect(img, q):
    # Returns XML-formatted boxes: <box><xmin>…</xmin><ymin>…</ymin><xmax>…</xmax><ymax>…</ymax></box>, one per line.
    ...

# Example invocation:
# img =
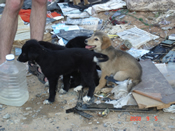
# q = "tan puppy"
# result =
<box><xmin>85</xmin><ymin>31</ymin><xmax>142</xmax><ymax>96</ymax></box>
<box><xmin>73</xmin><ymin>0</ymin><xmax>89</xmax><ymax>5</ymax></box>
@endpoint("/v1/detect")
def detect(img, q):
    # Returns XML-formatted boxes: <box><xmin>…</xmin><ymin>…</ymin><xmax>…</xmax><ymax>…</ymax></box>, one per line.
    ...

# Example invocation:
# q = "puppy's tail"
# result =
<box><xmin>93</xmin><ymin>53</ymin><xmax>109</xmax><ymax>62</ymax></box>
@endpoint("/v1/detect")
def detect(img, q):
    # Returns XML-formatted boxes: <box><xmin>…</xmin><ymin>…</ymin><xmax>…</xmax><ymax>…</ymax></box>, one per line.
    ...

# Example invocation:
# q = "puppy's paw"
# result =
<box><xmin>59</xmin><ymin>88</ymin><xmax>67</xmax><ymax>94</ymax></box>
<box><xmin>115</xmin><ymin>91</ymin><xmax>128</xmax><ymax>99</ymax></box>
<box><xmin>101</xmin><ymin>88</ymin><xmax>112</xmax><ymax>93</ymax></box>
<box><xmin>94</xmin><ymin>87</ymin><xmax>101</xmax><ymax>94</ymax></box>
<box><xmin>43</xmin><ymin>99</ymin><xmax>52</xmax><ymax>105</ymax></box>
<box><xmin>83</xmin><ymin>96</ymin><xmax>91</xmax><ymax>102</ymax></box>
<box><xmin>74</xmin><ymin>85</ymin><xmax>83</xmax><ymax>92</ymax></box>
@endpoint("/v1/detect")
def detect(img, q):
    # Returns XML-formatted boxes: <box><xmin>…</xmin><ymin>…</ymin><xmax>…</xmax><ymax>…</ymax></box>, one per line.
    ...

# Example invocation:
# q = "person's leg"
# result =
<box><xmin>0</xmin><ymin>0</ymin><xmax>24</xmax><ymax>64</ymax></box>
<box><xmin>30</xmin><ymin>0</ymin><xmax>47</xmax><ymax>41</ymax></box>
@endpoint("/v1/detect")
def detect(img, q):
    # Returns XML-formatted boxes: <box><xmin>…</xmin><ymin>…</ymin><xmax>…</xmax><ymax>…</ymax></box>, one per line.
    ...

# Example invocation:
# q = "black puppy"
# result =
<box><xmin>65</xmin><ymin>36</ymin><xmax>100</xmax><ymax>88</ymax></box>
<box><xmin>18</xmin><ymin>39</ymin><xmax>108</xmax><ymax>104</ymax></box>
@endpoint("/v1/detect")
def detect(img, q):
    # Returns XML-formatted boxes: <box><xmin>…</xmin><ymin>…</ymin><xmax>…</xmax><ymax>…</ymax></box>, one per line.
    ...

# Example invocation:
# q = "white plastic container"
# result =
<box><xmin>0</xmin><ymin>54</ymin><xmax>29</xmax><ymax>106</ymax></box>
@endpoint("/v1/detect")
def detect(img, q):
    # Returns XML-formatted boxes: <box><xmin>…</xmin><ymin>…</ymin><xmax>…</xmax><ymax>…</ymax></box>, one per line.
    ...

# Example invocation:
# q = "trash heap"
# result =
<box><xmin>3</xmin><ymin>0</ymin><xmax>175</xmax><ymax>114</ymax></box>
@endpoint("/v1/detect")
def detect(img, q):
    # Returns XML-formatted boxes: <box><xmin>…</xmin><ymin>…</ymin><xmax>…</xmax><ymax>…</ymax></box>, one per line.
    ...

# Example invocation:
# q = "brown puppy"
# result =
<box><xmin>85</xmin><ymin>31</ymin><xmax>142</xmax><ymax>96</ymax></box>
<box><xmin>73</xmin><ymin>0</ymin><xmax>89</xmax><ymax>5</ymax></box>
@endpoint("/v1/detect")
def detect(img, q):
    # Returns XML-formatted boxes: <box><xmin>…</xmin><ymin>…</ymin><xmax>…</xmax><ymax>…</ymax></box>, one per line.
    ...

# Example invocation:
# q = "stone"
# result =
<box><xmin>26</xmin><ymin>107</ymin><xmax>32</xmax><ymax>110</ymax></box>
<box><xmin>168</xmin><ymin>125</ymin><xmax>175</xmax><ymax>129</ymax></box>
<box><xmin>3</xmin><ymin>114</ymin><xmax>10</xmax><ymax>119</ymax></box>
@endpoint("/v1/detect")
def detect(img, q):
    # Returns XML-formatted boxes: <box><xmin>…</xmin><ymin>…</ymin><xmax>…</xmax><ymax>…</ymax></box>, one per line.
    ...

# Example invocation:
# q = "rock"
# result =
<box><xmin>133</xmin><ymin>122</ymin><xmax>137</xmax><ymax>125</ymax></box>
<box><xmin>170</xmin><ymin>116</ymin><xmax>175</xmax><ymax>120</ymax></box>
<box><xmin>22</xmin><ymin>117</ymin><xmax>27</xmax><ymax>120</ymax></box>
<box><xmin>168</xmin><ymin>125</ymin><xmax>175</xmax><ymax>129</ymax></box>
<box><xmin>0</xmin><ymin>128</ymin><xmax>5</xmax><ymax>131</ymax></box>
<box><xmin>118</xmin><ymin>121</ymin><xmax>122</xmax><ymax>124</ymax></box>
<box><xmin>103</xmin><ymin>123</ymin><xmax>108</xmax><ymax>127</ymax></box>
<box><xmin>26</xmin><ymin>107</ymin><xmax>32</xmax><ymax>110</ymax></box>
<box><xmin>3</xmin><ymin>114</ymin><xmax>10</xmax><ymax>119</ymax></box>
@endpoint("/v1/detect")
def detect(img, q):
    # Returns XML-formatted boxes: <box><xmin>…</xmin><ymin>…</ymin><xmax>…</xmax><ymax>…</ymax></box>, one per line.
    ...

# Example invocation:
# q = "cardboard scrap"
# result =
<box><xmin>132</xmin><ymin>59</ymin><xmax>175</xmax><ymax>109</ymax></box>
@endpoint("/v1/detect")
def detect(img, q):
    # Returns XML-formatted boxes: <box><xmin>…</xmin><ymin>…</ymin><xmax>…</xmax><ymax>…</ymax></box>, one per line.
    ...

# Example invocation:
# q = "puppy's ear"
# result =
<box><xmin>28</xmin><ymin>47</ymin><xmax>39</xmax><ymax>60</ymax></box>
<box><xmin>101</xmin><ymin>35</ymin><xmax>111</xmax><ymax>50</ymax></box>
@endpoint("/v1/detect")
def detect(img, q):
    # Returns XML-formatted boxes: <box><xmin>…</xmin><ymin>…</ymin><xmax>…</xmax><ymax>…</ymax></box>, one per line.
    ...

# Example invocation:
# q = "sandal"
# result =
<box><xmin>28</xmin><ymin>61</ymin><xmax>46</xmax><ymax>84</ymax></box>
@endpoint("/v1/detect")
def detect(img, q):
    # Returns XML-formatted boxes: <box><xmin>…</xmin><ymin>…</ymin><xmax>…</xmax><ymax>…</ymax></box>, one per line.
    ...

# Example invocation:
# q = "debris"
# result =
<box><xmin>119</xmin><ymin>40</ymin><xmax>132</xmax><ymax>51</ymax></box>
<box><xmin>52</xmin><ymin>23</ymin><xmax>80</xmax><ymax>34</ymax></box>
<box><xmin>117</xmin><ymin>26</ymin><xmax>159</xmax><ymax>48</ymax></box>
<box><xmin>132</xmin><ymin>60</ymin><xmax>175</xmax><ymax>109</ymax></box>
<box><xmin>168</xmin><ymin>34</ymin><xmax>175</xmax><ymax>40</ymax></box>
<box><xmin>105</xmin><ymin>93</ymin><xmax>132</xmax><ymax>108</ymax></box>
<box><xmin>97</xmin><ymin>108</ymin><xmax>110</xmax><ymax>117</ymax></box>
<box><xmin>58</xmin><ymin>2</ymin><xmax>90</xmax><ymax>18</ymax></box>
<box><xmin>163</xmin><ymin>105</ymin><xmax>175</xmax><ymax>113</ymax></box>
<box><xmin>55</xmin><ymin>29</ymin><xmax>93</xmax><ymax>41</ymax></box>
<box><xmin>127</xmin><ymin>48</ymin><xmax>149</xmax><ymax>59</ymax></box>
<box><xmin>125</xmin><ymin>0</ymin><xmax>175</xmax><ymax>11</ymax></box>
<box><xmin>161</xmin><ymin>26</ymin><xmax>173</xmax><ymax>31</ymax></box>
<box><xmin>94</xmin><ymin>93</ymin><xmax>111</xmax><ymax>99</ymax></box>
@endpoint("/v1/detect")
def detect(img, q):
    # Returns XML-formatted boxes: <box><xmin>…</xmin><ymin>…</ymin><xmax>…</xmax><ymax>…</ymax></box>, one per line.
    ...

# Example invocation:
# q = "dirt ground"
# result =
<box><xmin>1</xmin><ymin>9</ymin><xmax>175</xmax><ymax>131</ymax></box>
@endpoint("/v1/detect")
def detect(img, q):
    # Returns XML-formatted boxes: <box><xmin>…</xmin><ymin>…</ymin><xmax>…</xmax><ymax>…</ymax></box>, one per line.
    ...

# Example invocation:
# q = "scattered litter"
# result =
<box><xmin>95</xmin><ymin>100</ymin><xmax>101</xmax><ymax>104</ymax></box>
<box><xmin>87</xmin><ymin>0</ymin><xmax>126</xmax><ymax>15</ymax></box>
<box><xmin>141</xmin><ymin>44</ymin><xmax>172</xmax><ymax>61</ymax></box>
<box><xmin>55</xmin><ymin>29</ymin><xmax>93</xmax><ymax>41</ymax></box>
<box><xmin>161</xmin><ymin>26</ymin><xmax>173</xmax><ymax>31</ymax></box>
<box><xmin>127</xmin><ymin>48</ymin><xmax>149</xmax><ymax>59</ymax></box>
<box><xmin>111</xmin><ymin>80</ymin><xmax>132</xmax><ymax>99</ymax></box>
<box><xmin>156</xmin><ymin>10</ymin><xmax>175</xmax><ymax>22</ymax></box>
<box><xmin>160</xmin><ymin>40</ymin><xmax>175</xmax><ymax>47</ymax></box>
<box><xmin>125</xmin><ymin>0</ymin><xmax>175</xmax><ymax>11</ymax></box>
<box><xmin>117</xmin><ymin>26</ymin><xmax>159</xmax><ymax>48</ymax></box>
<box><xmin>97</xmin><ymin>108</ymin><xmax>110</xmax><ymax>117</ymax></box>
<box><xmin>94</xmin><ymin>93</ymin><xmax>111</xmax><ymax>98</ymax></box>
<box><xmin>162</xmin><ymin>50</ymin><xmax>175</xmax><ymax>63</ymax></box>
<box><xmin>107</xmin><ymin>24</ymin><xmax>132</xmax><ymax>35</ymax></box>
<box><xmin>168</xmin><ymin>34</ymin><xmax>175</xmax><ymax>40</ymax></box>
<box><xmin>52</xmin><ymin>23</ymin><xmax>80</xmax><ymax>34</ymax></box>
<box><xmin>66</xmin><ymin>17</ymin><xmax>101</xmax><ymax>31</ymax></box>
<box><xmin>106</xmin><ymin>93</ymin><xmax>132</xmax><ymax>108</ymax></box>
<box><xmin>159</xmin><ymin>19</ymin><xmax>171</xmax><ymax>25</ymax></box>
<box><xmin>119</xmin><ymin>40</ymin><xmax>132</xmax><ymax>51</ymax></box>
<box><xmin>58</xmin><ymin>2</ymin><xmax>90</xmax><ymax>18</ymax></box>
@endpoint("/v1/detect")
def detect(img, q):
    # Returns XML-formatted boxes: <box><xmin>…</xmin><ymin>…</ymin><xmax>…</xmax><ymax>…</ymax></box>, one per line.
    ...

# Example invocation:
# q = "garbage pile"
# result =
<box><xmin>3</xmin><ymin>0</ymin><xmax>175</xmax><ymax>113</ymax></box>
